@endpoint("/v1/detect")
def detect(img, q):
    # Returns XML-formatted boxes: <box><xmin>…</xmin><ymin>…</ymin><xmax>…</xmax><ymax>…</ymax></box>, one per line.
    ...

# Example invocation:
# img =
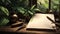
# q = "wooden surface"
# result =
<box><xmin>0</xmin><ymin>24</ymin><xmax>60</xmax><ymax>34</ymax></box>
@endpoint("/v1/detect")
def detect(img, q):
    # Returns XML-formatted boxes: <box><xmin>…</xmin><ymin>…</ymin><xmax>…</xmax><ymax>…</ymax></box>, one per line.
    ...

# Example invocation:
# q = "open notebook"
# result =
<box><xmin>26</xmin><ymin>13</ymin><xmax>56</xmax><ymax>31</ymax></box>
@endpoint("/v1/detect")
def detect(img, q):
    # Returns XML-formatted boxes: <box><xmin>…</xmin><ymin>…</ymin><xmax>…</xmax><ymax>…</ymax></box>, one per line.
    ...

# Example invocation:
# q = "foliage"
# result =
<box><xmin>16</xmin><ymin>5</ymin><xmax>39</xmax><ymax>22</ymax></box>
<box><xmin>0</xmin><ymin>0</ymin><xmax>39</xmax><ymax>25</ymax></box>
<box><xmin>37</xmin><ymin>0</ymin><xmax>59</xmax><ymax>13</ymax></box>
<box><xmin>37</xmin><ymin>0</ymin><xmax>49</xmax><ymax>13</ymax></box>
<box><xmin>0</xmin><ymin>6</ymin><xmax>9</xmax><ymax>26</ymax></box>
<box><xmin>51</xmin><ymin>0</ymin><xmax>59</xmax><ymax>10</ymax></box>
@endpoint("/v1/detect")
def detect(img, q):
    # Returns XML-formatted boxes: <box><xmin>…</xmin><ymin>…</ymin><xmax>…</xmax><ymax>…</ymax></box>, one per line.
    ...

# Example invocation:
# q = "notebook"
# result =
<box><xmin>26</xmin><ymin>13</ymin><xmax>56</xmax><ymax>31</ymax></box>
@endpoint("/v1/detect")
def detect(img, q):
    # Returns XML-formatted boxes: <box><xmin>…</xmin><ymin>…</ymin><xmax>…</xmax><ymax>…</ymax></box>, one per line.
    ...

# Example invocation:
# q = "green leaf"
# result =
<box><xmin>0</xmin><ymin>6</ymin><xmax>9</xmax><ymax>16</ymax></box>
<box><xmin>17</xmin><ymin>7</ymin><xmax>26</xmax><ymax>14</ymax></box>
<box><xmin>0</xmin><ymin>17</ymin><xmax>9</xmax><ymax>26</ymax></box>
<box><xmin>28</xmin><ymin>11</ymin><xmax>33</xmax><ymax>15</ymax></box>
<box><xmin>30</xmin><ymin>5</ymin><xmax>36</xmax><ymax>10</ymax></box>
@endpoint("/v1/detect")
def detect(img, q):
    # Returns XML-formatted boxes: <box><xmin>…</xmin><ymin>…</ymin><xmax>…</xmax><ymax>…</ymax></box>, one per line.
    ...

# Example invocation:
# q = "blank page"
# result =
<box><xmin>26</xmin><ymin>13</ymin><xmax>56</xmax><ymax>30</ymax></box>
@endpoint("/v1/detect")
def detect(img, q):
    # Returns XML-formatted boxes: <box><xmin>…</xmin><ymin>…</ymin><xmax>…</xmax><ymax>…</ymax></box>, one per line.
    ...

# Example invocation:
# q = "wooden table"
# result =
<box><xmin>0</xmin><ymin>24</ymin><xmax>60</xmax><ymax>34</ymax></box>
